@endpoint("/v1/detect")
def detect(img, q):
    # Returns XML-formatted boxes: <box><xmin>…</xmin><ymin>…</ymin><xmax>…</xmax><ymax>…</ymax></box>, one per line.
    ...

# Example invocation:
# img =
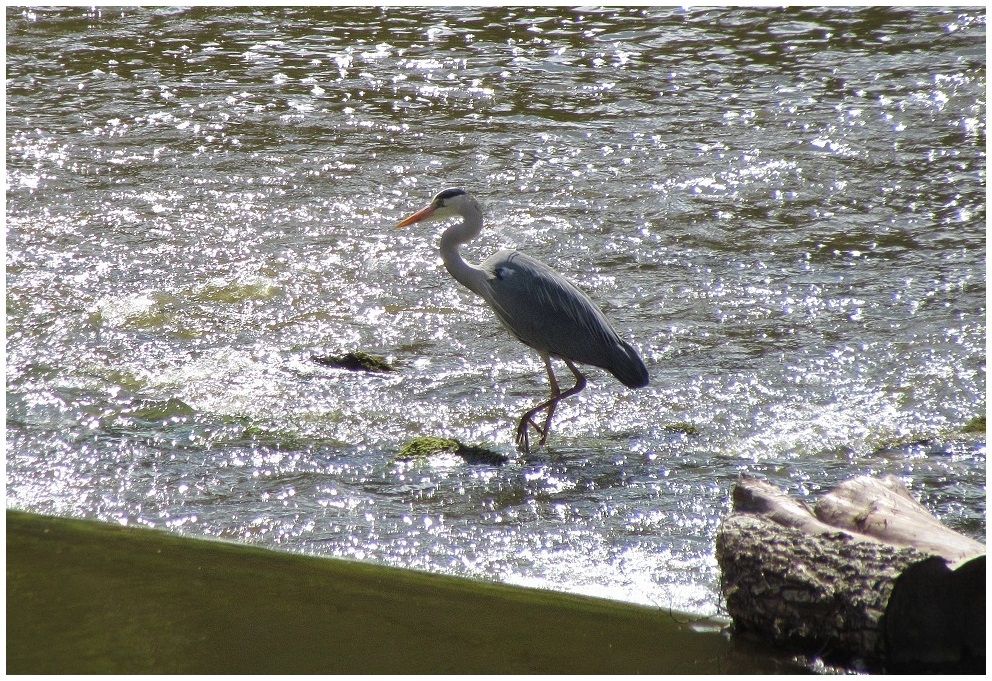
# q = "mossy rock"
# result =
<box><xmin>396</xmin><ymin>436</ymin><xmax>508</xmax><ymax>465</ymax></box>
<box><xmin>312</xmin><ymin>351</ymin><xmax>396</xmax><ymax>373</ymax></box>
<box><xmin>961</xmin><ymin>415</ymin><xmax>985</xmax><ymax>434</ymax></box>
<box><xmin>664</xmin><ymin>422</ymin><xmax>700</xmax><ymax>436</ymax></box>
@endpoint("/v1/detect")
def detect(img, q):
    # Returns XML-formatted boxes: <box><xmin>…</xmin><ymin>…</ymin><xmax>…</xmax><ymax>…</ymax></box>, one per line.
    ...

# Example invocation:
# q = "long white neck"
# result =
<box><xmin>439</xmin><ymin>202</ymin><xmax>491</xmax><ymax>299</ymax></box>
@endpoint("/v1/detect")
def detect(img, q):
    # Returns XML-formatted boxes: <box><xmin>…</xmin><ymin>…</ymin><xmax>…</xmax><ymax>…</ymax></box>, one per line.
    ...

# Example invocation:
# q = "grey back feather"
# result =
<box><xmin>478</xmin><ymin>250</ymin><xmax>648</xmax><ymax>388</ymax></box>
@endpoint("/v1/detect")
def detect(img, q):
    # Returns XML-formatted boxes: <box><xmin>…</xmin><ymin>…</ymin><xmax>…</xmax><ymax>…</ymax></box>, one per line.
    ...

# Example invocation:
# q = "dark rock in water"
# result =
<box><xmin>396</xmin><ymin>436</ymin><xmax>508</xmax><ymax>465</ymax></box>
<box><xmin>664</xmin><ymin>422</ymin><xmax>700</xmax><ymax>436</ymax></box>
<box><xmin>874</xmin><ymin>425</ymin><xmax>986</xmax><ymax>458</ymax></box>
<box><xmin>873</xmin><ymin>434</ymin><xmax>945</xmax><ymax>458</ymax></box>
<box><xmin>312</xmin><ymin>351</ymin><xmax>396</xmax><ymax>373</ymax></box>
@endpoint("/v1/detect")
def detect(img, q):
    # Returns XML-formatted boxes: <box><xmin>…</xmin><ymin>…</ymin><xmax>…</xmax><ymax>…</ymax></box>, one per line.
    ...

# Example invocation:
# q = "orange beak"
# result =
<box><xmin>394</xmin><ymin>204</ymin><xmax>435</xmax><ymax>228</ymax></box>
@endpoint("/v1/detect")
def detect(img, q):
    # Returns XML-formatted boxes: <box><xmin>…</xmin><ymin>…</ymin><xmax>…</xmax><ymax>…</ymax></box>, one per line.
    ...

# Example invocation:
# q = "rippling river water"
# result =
<box><xmin>6</xmin><ymin>6</ymin><xmax>986</xmax><ymax>617</ymax></box>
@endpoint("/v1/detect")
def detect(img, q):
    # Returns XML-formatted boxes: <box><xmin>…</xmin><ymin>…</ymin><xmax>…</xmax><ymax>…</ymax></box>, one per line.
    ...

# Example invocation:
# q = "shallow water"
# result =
<box><xmin>6</xmin><ymin>6</ymin><xmax>986</xmax><ymax>616</ymax></box>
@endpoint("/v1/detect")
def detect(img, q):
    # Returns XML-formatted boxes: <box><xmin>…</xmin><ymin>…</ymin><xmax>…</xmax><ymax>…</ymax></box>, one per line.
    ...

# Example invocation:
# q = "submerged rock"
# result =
<box><xmin>312</xmin><ymin>351</ymin><xmax>396</xmax><ymax>373</ymax></box>
<box><xmin>128</xmin><ymin>397</ymin><xmax>195</xmax><ymax>423</ymax></box>
<box><xmin>395</xmin><ymin>436</ymin><xmax>508</xmax><ymax>465</ymax></box>
<box><xmin>874</xmin><ymin>421</ymin><xmax>986</xmax><ymax>457</ymax></box>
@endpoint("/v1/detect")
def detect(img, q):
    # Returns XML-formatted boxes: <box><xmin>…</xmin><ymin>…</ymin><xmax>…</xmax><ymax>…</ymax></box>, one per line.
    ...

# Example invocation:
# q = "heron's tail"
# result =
<box><xmin>608</xmin><ymin>339</ymin><xmax>649</xmax><ymax>389</ymax></box>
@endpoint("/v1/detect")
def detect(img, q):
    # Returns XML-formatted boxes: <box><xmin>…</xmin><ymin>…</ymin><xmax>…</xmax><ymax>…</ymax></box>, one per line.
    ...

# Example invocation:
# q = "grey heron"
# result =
<box><xmin>395</xmin><ymin>188</ymin><xmax>649</xmax><ymax>452</ymax></box>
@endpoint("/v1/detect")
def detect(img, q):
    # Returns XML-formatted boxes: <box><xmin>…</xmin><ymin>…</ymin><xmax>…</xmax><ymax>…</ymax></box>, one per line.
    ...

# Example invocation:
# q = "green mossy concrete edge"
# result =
<box><xmin>6</xmin><ymin>509</ymin><xmax>798</xmax><ymax>674</ymax></box>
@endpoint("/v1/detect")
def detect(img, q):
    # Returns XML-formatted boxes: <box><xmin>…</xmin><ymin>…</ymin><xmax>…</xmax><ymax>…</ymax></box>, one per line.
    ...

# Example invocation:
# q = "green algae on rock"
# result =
<box><xmin>396</xmin><ymin>436</ymin><xmax>508</xmax><ymax>465</ymax></box>
<box><xmin>961</xmin><ymin>415</ymin><xmax>985</xmax><ymax>434</ymax></box>
<box><xmin>664</xmin><ymin>422</ymin><xmax>700</xmax><ymax>436</ymax></box>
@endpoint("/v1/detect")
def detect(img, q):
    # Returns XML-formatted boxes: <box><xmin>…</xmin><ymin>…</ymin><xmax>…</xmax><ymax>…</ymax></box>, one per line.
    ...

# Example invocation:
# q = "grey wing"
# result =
<box><xmin>480</xmin><ymin>250</ymin><xmax>626</xmax><ymax>368</ymax></box>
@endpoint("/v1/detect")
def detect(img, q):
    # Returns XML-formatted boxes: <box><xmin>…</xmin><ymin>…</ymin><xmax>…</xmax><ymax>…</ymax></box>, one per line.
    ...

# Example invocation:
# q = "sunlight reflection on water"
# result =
<box><xmin>6</xmin><ymin>6</ymin><xmax>986</xmax><ymax>616</ymax></box>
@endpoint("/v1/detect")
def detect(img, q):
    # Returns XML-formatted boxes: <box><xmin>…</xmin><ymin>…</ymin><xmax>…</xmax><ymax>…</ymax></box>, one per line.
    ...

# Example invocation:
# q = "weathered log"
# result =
<box><xmin>814</xmin><ymin>475</ymin><xmax>984</xmax><ymax>563</ymax></box>
<box><xmin>716</xmin><ymin>475</ymin><xmax>985</xmax><ymax>672</ymax></box>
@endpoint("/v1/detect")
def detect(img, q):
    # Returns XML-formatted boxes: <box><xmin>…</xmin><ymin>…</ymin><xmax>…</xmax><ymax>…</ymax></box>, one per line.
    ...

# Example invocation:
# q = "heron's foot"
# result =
<box><xmin>515</xmin><ymin>418</ymin><xmax>542</xmax><ymax>453</ymax></box>
<box><xmin>515</xmin><ymin>408</ymin><xmax>553</xmax><ymax>453</ymax></box>
<box><xmin>514</xmin><ymin>419</ymin><xmax>531</xmax><ymax>453</ymax></box>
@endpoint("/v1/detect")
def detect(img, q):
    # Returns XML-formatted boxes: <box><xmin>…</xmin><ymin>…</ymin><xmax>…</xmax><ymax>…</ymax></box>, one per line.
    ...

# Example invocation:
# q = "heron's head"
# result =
<box><xmin>395</xmin><ymin>188</ymin><xmax>479</xmax><ymax>228</ymax></box>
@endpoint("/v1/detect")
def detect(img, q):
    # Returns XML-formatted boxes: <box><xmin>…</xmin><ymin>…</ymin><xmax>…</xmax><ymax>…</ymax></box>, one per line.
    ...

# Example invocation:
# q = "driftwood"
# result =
<box><xmin>715</xmin><ymin>475</ymin><xmax>985</xmax><ymax>672</ymax></box>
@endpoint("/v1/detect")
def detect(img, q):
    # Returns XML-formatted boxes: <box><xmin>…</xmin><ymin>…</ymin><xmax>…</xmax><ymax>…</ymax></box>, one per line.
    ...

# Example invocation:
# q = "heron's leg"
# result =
<box><xmin>535</xmin><ymin>359</ymin><xmax>587</xmax><ymax>446</ymax></box>
<box><xmin>515</xmin><ymin>356</ymin><xmax>559</xmax><ymax>452</ymax></box>
<box><xmin>515</xmin><ymin>358</ymin><xmax>587</xmax><ymax>452</ymax></box>
<box><xmin>543</xmin><ymin>359</ymin><xmax>587</xmax><ymax>443</ymax></box>
<box><xmin>537</xmin><ymin>359</ymin><xmax>561</xmax><ymax>443</ymax></box>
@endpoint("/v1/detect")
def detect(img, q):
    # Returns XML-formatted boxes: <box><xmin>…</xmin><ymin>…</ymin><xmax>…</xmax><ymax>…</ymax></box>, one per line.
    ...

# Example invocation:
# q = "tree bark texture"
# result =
<box><xmin>715</xmin><ymin>475</ymin><xmax>985</xmax><ymax>672</ymax></box>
